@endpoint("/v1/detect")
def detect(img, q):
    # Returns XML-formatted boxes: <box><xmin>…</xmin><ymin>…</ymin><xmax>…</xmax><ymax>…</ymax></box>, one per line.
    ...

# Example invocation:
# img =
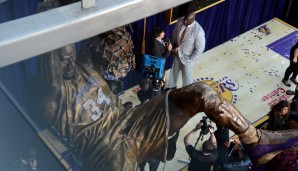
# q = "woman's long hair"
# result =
<box><xmin>269</xmin><ymin>100</ymin><xmax>291</xmax><ymax>118</ymax></box>
<box><xmin>268</xmin><ymin>100</ymin><xmax>291</xmax><ymax>130</ymax></box>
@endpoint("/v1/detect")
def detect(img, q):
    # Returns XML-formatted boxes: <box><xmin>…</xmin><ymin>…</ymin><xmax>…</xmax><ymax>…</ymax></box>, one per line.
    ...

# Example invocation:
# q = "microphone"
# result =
<box><xmin>163</xmin><ymin>36</ymin><xmax>171</xmax><ymax>44</ymax></box>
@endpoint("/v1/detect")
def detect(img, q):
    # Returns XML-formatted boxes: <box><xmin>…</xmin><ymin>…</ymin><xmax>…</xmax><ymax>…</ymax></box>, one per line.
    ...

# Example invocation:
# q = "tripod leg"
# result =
<box><xmin>194</xmin><ymin>132</ymin><xmax>203</xmax><ymax>148</ymax></box>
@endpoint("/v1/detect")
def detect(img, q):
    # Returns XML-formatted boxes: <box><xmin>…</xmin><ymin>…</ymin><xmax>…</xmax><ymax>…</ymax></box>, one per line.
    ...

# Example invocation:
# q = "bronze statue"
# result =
<box><xmin>34</xmin><ymin>2</ymin><xmax>298</xmax><ymax>170</ymax></box>
<box><xmin>37</xmin><ymin>42</ymin><xmax>175</xmax><ymax>170</ymax></box>
<box><xmin>36</xmin><ymin>43</ymin><xmax>298</xmax><ymax>170</ymax></box>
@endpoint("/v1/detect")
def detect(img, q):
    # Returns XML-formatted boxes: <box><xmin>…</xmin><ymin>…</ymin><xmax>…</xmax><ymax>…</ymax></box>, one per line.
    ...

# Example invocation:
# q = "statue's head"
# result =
<box><xmin>59</xmin><ymin>44</ymin><xmax>76</xmax><ymax>80</ymax></box>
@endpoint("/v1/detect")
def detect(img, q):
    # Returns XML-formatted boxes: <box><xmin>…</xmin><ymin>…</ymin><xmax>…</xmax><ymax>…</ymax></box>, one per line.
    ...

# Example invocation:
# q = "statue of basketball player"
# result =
<box><xmin>36</xmin><ymin>43</ymin><xmax>298</xmax><ymax>171</ymax></box>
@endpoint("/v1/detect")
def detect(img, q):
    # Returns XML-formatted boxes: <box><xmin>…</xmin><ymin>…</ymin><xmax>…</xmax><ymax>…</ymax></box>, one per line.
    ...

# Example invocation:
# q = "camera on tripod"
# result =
<box><xmin>200</xmin><ymin>116</ymin><xmax>213</xmax><ymax>136</ymax></box>
<box><xmin>194</xmin><ymin>116</ymin><xmax>213</xmax><ymax>148</ymax></box>
<box><xmin>137</xmin><ymin>54</ymin><xmax>166</xmax><ymax>102</ymax></box>
<box><xmin>141</xmin><ymin>54</ymin><xmax>165</xmax><ymax>80</ymax></box>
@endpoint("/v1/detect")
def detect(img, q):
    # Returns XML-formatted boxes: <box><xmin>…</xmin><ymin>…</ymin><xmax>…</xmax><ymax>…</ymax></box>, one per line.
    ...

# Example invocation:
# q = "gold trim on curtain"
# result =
<box><xmin>141</xmin><ymin>17</ymin><xmax>147</xmax><ymax>54</ymax></box>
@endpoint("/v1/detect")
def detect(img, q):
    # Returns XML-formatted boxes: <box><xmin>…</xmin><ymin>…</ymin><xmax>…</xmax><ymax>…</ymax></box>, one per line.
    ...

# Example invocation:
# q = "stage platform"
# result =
<box><xmin>119</xmin><ymin>18</ymin><xmax>298</xmax><ymax>171</ymax></box>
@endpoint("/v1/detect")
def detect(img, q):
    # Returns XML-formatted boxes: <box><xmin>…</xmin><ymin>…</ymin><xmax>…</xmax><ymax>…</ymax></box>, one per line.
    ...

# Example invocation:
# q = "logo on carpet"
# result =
<box><xmin>196</xmin><ymin>76</ymin><xmax>239</xmax><ymax>104</ymax></box>
<box><xmin>258</xmin><ymin>25</ymin><xmax>271</xmax><ymax>35</ymax></box>
<box><xmin>261</xmin><ymin>87</ymin><xmax>292</xmax><ymax>107</ymax></box>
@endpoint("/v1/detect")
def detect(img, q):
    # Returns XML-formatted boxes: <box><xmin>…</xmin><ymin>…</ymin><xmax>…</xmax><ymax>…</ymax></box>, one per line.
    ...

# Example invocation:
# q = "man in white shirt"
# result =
<box><xmin>166</xmin><ymin>11</ymin><xmax>205</xmax><ymax>89</ymax></box>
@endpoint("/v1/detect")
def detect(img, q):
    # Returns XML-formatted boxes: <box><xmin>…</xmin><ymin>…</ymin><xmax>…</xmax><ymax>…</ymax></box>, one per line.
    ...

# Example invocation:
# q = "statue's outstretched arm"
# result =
<box><xmin>168</xmin><ymin>82</ymin><xmax>298</xmax><ymax>165</ymax></box>
<box><xmin>197</xmin><ymin>83</ymin><xmax>298</xmax><ymax>164</ymax></box>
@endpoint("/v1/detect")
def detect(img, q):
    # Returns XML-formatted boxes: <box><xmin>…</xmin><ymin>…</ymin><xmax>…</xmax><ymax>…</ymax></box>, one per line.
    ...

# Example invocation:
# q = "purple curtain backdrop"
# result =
<box><xmin>124</xmin><ymin>0</ymin><xmax>288</xmax><ymax>90</ymax></box>
<box><xmin>0</xmin><ymin>0</ymin><xmax>288</xmax><ymax>91</ymax></box>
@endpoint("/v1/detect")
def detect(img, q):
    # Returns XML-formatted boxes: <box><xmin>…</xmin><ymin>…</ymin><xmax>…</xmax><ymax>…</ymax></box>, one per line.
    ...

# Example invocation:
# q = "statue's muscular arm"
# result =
<box><xmin>168</xmin><ymin>82</ymin><xmax>250</xmax><ymax>136</ymax></box>
<box><xmin>39</xmin><ymin>50</ymin><xmax>64</xmax><ymax>124</ymax></box>
<box><xmin>168</xmin><ymin>82</ymin><xmax>298</xmax><ymax>165</ymax></box>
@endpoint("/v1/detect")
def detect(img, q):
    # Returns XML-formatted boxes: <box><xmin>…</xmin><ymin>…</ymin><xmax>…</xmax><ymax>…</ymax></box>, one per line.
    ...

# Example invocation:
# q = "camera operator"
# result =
<box><xmin>184</xmin><ymin>121</ymin><xmax>218</xmax><ymax>171</ymax></box>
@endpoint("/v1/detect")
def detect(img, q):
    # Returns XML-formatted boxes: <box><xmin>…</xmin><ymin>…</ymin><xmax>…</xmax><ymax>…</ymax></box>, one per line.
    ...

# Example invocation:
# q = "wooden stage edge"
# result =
<box><xmin>275</xmin><ymin>17</ymin><xmax>298</xmax><ymax>30</ymax></box>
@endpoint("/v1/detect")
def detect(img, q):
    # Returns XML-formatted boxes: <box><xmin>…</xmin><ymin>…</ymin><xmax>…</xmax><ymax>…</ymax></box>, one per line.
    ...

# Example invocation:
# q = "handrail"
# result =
<box><xmin>0</xmin><ymin>0</ymin><xmax>190</xmax><ymax>67</ymax></box>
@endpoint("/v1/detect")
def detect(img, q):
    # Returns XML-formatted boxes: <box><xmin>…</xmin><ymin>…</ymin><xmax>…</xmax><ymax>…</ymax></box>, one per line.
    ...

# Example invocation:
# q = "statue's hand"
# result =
<box><xmin>205</xmin><ymin>99</ymin><xmax>250</xmax><ymax>134</ymax></box>
<box><xmin>220</xmin><ymin>100</ymin><xmax>250</xmax><ymax>134</ymax></box>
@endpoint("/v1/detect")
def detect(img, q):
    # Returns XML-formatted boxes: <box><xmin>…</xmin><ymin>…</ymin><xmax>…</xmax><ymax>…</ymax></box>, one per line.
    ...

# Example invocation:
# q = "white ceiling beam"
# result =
<box><xmin>0</xmin><ymin>0</ymin><xmax>190</xmax><ymax>67</ymax></box>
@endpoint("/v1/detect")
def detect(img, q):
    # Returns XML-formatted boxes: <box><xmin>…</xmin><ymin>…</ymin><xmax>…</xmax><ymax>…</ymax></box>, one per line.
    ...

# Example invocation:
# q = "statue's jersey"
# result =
<box><xmin>54</xmin><ymin>64</ymin><xmax>124</xmax><ymax>142</ymax></box>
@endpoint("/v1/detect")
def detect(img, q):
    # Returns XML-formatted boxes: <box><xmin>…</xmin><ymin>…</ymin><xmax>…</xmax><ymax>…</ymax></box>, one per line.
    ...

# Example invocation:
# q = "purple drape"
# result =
<box><xmin>124</xmin><ymin>0</ymin><xmax>287</xmax><ymax>90</ymax></box>
<box><xmin>0</xmin><ymin>0</ymin><xmax>287</xmax><ymax>91</ymax></box>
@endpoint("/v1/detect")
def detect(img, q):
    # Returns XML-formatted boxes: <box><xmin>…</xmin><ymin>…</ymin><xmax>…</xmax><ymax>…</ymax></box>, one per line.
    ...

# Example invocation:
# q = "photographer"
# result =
<box><xmin>184</xmin><ymin>120</ymin><xmax>217</xmax><ymax>171</ymax></box>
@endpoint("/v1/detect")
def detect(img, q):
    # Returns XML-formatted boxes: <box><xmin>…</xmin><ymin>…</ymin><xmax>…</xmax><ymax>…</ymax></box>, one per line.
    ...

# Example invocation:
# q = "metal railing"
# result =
<box><xmin>0</xmin><ymin>0</ymin><xmax>190</xmax><ymax>67</ymax></box>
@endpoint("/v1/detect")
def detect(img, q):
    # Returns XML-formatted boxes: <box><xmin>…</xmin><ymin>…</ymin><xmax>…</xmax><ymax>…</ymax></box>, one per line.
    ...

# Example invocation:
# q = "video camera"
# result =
<box><xmin>194</xmin><ymin>116</ymin><xmax>213</xmax><ymax>147</ymax></box>
<box><xmin>141</xmin><ymin>54</ymin><xmax>165</xmax><ymax>80</ymax></box>
<box><xmin>137</xmin><ymin>55</ymin><xmax>166</xmax><ymax>103</ymax></box>
<box><xmin>200</xmin><ymin>116</ymin><xmax>213</xmax><ymax>136</ymax></box>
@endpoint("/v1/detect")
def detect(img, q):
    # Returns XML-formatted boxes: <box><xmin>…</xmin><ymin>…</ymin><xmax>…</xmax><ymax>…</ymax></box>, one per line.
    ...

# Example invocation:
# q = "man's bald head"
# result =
<box><xmin>183</xmin><ymin>11</ymin><xmax>195</xmax><ymax>26</ymax></box>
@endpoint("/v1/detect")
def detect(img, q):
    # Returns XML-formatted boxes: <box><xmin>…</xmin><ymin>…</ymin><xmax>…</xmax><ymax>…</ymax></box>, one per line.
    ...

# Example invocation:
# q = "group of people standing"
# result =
<box><xmin>183</xmin><ymin>122</ymin><xmax>251</xmax><ymax>171</ymax></box>
<box><xmin>181</xmin><ymin>96</ymin><xmax>298</xmax><ymax>171</ymax></box>
<box><xmin>148</xmin><ymin>10</ymin><xmax>205</xmax><ymax>91</ymax></box>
